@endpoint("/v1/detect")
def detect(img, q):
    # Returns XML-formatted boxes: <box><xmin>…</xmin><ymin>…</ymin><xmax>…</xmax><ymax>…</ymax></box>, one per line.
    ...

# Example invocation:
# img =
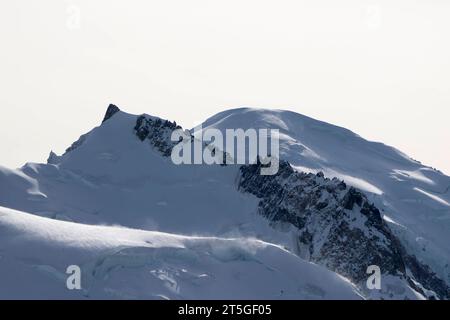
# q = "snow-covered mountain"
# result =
<box><xmin>0</xmin><ymin>104</ymin><xmax>449</xmax><ymax>299</ymax></box>
<box><xmin>201</xmin><ymin>108</ymin><xmax>450</xmax><ymax>291</ymax></box>
<box><xmin>0</xmin><ymin>206</ymin><xmax>362</xmax><ymax>300</ymax></box>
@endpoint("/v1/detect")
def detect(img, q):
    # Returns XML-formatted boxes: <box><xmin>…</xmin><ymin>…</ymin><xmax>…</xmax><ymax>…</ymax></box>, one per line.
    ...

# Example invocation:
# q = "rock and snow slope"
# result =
<box><xmin>201</xmin><ymin>108</ymin><xmax>450</xmax><ymax>288</ymax></box>
<box><xmin>0</xmin><ymin>206</ymin><xmax>361</xmax><ymax>300</ymax></box>
<box><xmin>0</xmin><ymin>104</ymin><xmax>449</xmax><ymax>299</ymax></box>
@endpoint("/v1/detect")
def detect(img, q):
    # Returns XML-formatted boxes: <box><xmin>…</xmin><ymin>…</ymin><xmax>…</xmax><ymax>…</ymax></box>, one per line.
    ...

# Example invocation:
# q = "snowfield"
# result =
<box><xmin>201</xmin><ymin>108</ymin><xmax>450</xmax><ymax>286</ymax></box>
<box><xmin>0</xmin><ymin>206</ymin><xmax>361</xmax><ymax>300</ymax></box>
<box><xmin>0</xmin><ymin>105</ymin><xmax>448</xmax><ymax>299</ymax></box>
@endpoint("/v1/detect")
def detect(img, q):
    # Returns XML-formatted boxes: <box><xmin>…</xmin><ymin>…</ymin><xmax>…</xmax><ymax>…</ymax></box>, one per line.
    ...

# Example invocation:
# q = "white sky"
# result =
<box><xmin>0</xmin><ymin>0</ymin><xmax>449</xmax><ymax>174</ymax></box>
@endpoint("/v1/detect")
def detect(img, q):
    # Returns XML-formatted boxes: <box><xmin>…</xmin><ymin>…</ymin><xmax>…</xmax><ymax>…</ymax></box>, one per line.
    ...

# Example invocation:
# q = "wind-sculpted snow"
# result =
<box><xmin>203</xmin><ymin>108</ymin><xmax>450</xmax><ymax>289</ymax></box>
<box><xmin>0</xmin><ymin>104</ymin><xmax>449</xmax><ymax>300</ymax></box>
<box><xmin>0</xmin><ymin>206</ymin><xmax>361</xmax><ymax>300</ymax></box>
<box><xmin>239</xmin><ymin>160</ymin><xmax>449</xmax><ymax>299</ymax></box>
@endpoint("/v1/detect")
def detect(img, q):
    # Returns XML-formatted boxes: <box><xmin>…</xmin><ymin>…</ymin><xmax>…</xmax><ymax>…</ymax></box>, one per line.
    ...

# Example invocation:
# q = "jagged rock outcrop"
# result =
<box><xmin>133</xmin><ymin>114</ymin><xmax>182</xmax><ymax>157</ymax></box>
<box><xmin>102</xmin><ymin>104</ymin><xmax>120</xmax><ymax>123</ymax></box>
<box><xmin>238</xmin><ymin>160</ymin><xmax>450</xmax><ymax>299</ymax></box>
<box><xmin>133</xmin><ymin>114</ymin><xmax>231</xmax><ymax>164</ymax></box>
<box><xmin>47</xmin><ymin>151</ymin><xmax>62</xmax><ymax>165</ymax></box>
<box><xmin>127</xmin><ymin>108</ymin><xmax>449</xmax><ymax>299</ymax></box>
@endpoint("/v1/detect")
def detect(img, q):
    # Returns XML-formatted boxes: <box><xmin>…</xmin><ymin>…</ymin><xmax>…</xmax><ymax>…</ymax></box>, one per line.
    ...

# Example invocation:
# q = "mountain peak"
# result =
<box><xmin>47</xmin><ymin>151</ymin><xmax>61</xmax><ymax>165</ymax></box>
<box><xmin>102</xmin><ymin>104</ymin><xmax>121</xmax><ymax>123</ymax></box>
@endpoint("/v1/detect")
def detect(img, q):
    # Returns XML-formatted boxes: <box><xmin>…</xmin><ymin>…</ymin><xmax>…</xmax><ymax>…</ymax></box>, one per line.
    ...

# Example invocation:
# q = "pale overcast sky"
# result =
<box><xmin>0</xmin><ymin>0</ymin><xmax>449</xmax><ymax>174</ymax></box>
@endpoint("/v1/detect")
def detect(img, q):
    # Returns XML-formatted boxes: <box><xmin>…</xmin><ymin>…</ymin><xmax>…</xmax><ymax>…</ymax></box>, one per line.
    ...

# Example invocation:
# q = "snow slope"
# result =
<box><xmin>0</xmin><ymin>206</ymin><xmax>361</xmax><ymax>300</ymax></box>
<box><xmin>201</xmin><ymin>108</ymin><xmax>450</xmax><ymax>285</ymax></box>
<box><xmin>0</xmin><ymin>105</ymin><xmax>448</xmax><ymax>299</ymax></box>
<box><xmin>0</xmin><ymin>111</ymin><xmax>282</xmax><ymax>244</ymax></box>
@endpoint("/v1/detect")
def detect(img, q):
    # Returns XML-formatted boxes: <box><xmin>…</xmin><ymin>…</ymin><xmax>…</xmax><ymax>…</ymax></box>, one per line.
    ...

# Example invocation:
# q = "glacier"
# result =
<box><xmin>0</xmin><ymin>104</ymin><xmax>449</xmax><ymax>299</ymax></box>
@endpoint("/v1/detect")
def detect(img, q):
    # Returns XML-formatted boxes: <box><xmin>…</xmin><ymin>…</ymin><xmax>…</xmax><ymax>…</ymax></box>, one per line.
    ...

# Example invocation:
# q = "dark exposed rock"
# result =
<box><xmin>102</xmin><ymin>104</ymin><xmax>121</xmax><ymax>123</ymax></box>
<box><xmin>133</xmin><ymin>114</ymin><xmax>231</xmax><ymax>164</ymax></box>
<box><xmin>126</xmin><ymin>112</ymin><xmax>449</xmax><ymax>299</ymax></box>
<box><xmin>47</xmin><ymin>151</ymin><xmax>61</xmax><ymax>165</ymax></box>
<box><xmin>133</xmin><ymin>114</ymin><xmax>182</xmax><ymax>157</ymax></box>
<box><xmin>239</xmin><ymin>160</ymin><xmax>450</xmax><ymax>299</ymax></box>
<box><xmin>403</xmin><ymin>254</ymin><xmax>449</xmax><ymax>299</ymax></box>
<box><xmin>342</xmin><ymin>187</ymin><xmax>364</xmax><ymax>210</ymax></box>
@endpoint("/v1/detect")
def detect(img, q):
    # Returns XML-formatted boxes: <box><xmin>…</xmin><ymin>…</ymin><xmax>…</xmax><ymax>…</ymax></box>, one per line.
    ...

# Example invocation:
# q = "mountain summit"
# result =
<box><xmin>102</xmin><ymin>104</ymin><xmax>121</xmax><ymax>123</ymax></box>
<box><xmin>0</xmin><ymin>104</ymin><xmax>449</xmax><ymax>299</ymax></box>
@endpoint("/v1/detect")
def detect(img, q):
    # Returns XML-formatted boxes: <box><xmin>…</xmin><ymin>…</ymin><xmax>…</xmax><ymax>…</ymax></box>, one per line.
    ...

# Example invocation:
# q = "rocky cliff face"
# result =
<box><xmin>102</xmin><ymin>104</ymin><xmax>121</xmax><ymax>123</ymax></box>
<box><xmin>129</xmin><ymin>109</ymin><xmax>449</xmax><ymax>299</ymax></box>
<box><xmin>133</xmin><ymin>113</ymin><xmax>231</xmax><ymax>165</ymax></box>
<box><xmin>238</xmin><ymin>160</ymin><xmax>450</xmax><ymax>299</ymax></box>
<box><xmin>134</xmin><ymin>114</ymin><xmax>181</xmax><ymax>157</ymax></box>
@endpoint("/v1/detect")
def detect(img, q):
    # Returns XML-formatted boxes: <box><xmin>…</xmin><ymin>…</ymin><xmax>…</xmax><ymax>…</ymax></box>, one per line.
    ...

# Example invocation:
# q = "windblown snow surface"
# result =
<box><xmin>0</xmin><ymin>106</ymin><xmax>448</xmax><ymax>299</ymax></box>
<box><xmin>201</xmin><ymin>108</ymin><xmax>450</xmax><ymax>287</ymax></box>
<box><xmin>0</xmin><ymin>206</ymin><xmax>360</xmax><ymax>299</ymax></box>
